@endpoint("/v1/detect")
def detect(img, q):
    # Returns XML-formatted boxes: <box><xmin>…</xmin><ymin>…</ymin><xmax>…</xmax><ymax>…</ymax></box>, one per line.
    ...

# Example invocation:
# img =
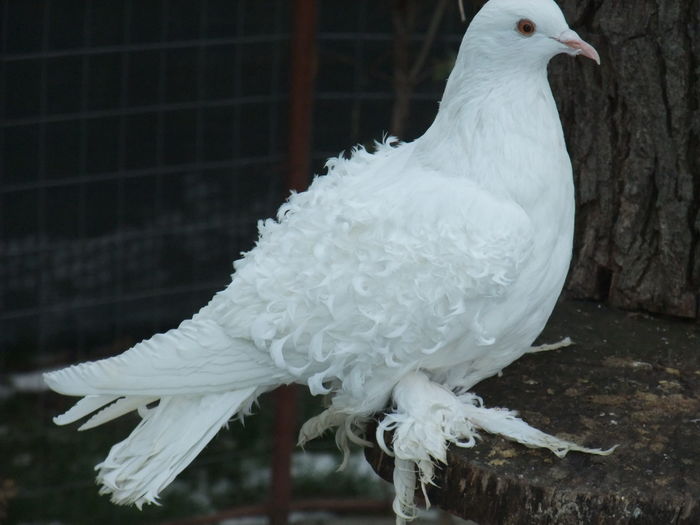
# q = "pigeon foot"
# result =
<box><xmin>380</xmin><ymin>371</ymin><xmax>616</xmax><ymax>524</ymax></box>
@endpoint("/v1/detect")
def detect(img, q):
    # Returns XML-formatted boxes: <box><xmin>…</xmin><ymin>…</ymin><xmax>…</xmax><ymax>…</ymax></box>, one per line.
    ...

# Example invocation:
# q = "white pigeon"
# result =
<box><xmin>44</xmin><ymin>0</ymin><xmax>610</xmax><ymax>521</ymax></box>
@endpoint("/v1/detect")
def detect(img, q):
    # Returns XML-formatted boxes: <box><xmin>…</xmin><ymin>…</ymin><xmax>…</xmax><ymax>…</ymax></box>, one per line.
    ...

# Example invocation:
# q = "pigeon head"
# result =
<box><xmin>464</xmin><ymin>0</ymin><xmax>599</xmax><ymax>69</ymax></box>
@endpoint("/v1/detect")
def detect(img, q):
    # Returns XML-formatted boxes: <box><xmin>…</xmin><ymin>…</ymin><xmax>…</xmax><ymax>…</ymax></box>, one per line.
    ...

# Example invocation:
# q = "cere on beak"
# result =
<box><xmin>554</xmin><ymin>29</ymin><xmax>600</xmax><ymax>65</ymax></box>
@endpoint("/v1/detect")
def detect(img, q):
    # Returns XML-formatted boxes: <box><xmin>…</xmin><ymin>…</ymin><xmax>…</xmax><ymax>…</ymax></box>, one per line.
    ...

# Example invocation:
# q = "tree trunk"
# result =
<box><xmin>549</xmin><ymin>0</ymin><xmax>700</xmax><ymax>319</ymax></box>
<box><xmin>0</xmin><ymin>479</ymin><xmax>15</xmax><ymax>522</ymax></box>
<box><xmin>390</xmin><ymin>0</ymin><xmax>449</xmax><ymax>138</ymax></box>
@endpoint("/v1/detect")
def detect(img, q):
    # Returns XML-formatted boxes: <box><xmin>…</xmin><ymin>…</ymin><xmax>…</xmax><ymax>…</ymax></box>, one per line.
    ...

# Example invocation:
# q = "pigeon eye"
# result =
<box><xmin>517</xmin><ymin>19</ymin><xmax>536</xmax><ymax>36</ymax></box>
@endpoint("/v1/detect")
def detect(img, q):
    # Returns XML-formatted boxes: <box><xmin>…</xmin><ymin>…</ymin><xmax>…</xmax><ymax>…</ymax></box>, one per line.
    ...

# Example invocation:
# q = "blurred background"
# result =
<box><xmin>1</xmin><ymin>0</ymin><xmax>697</xmax><ymax>524</ymax></box>
<box><xmin>0</xmin><ymin>1</ymin><xmax>471</xmax><ymax>523</ymax></box>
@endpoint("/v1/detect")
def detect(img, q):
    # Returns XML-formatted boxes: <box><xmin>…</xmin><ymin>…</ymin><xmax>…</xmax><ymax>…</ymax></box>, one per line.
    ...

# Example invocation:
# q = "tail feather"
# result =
<box><xmin>53</xmin><ymin>395</ymin><xmax>119</xmax><ymax>426</ymax></box>
<box><xmin>97</xmin><ymin>387</ymin><xmax>258</xmax><ymax>508</ymax></box>
<box><xmin>43</xmin><ymin>312</ymin><xmax>284</xmax><ymax>508</ymax></box>
<box><xmin>78</xmin><ymin>396</ymin><xmax>159</xmax><ymax>431</ymax></box>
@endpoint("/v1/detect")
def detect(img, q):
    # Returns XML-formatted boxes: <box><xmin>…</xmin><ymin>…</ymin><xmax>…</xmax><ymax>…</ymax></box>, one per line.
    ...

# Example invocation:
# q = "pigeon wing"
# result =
<box><xmin>44</xmin><ymin>315</ymin><xmax>283</xmax><ymax>398</ymax></box>
<box><xmin>215</xmin><ymin>146</ymin><xmax>535</xmax><ymax>398</ymax></box>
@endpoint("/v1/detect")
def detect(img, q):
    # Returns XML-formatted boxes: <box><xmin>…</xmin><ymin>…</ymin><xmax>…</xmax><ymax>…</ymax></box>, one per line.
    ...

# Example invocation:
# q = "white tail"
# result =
<box><xmin>43</xmin><ymin>314</ymin><xmax>280</xmax><ymax>507</ymax></box>
<box><xmin>95</xmin><ymin>388</ymin><xmax>257</xmax><ymax>508</ymax></box>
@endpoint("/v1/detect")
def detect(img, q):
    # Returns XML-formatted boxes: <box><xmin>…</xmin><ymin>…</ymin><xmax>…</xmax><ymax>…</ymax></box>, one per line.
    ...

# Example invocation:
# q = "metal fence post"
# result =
<box><xmin>270</xmin><ymin>1</ymin><xmax>317</xmax><ymax>524</ymax></box>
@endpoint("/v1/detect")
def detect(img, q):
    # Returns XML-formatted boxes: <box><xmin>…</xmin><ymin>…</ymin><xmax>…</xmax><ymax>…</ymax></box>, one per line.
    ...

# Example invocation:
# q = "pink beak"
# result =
<box><xmin>555</xmin><ymin>29</ymin><xmax>600</xmax><ymax>65</ymax></box>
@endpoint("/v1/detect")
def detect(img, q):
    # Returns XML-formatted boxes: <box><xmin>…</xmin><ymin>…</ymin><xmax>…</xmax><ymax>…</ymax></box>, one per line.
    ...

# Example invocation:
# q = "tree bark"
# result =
<box><xmin>390</xmin><ymin>0</ymin><xmax>449</xmax><ymax>137</ymax></box>
<box><xmin>549</xmin><ymin>0</ymin><xmax>700</xmax><ymax>319</ymax></box>
<box><xmin>0</xmin><ymin>479</ymin><xmax>15</xmax><ymax>522</ymax></box>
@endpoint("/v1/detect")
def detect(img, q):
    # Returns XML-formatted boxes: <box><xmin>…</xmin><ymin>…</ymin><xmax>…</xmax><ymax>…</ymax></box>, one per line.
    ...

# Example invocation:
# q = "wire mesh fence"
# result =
<box><xmin>0</xmin><ymin>0</ymin><xmax>469</xmax><ymax>367</ymax></box>
<box><xmin>1</xmin><ymin>1</ymin><xmax>472</xmax><ymax>522</ymax></box>
<box><xmin>1</xmin><ymin>0</ymin><xmax>291</xmax><ymax>368</ymax></box>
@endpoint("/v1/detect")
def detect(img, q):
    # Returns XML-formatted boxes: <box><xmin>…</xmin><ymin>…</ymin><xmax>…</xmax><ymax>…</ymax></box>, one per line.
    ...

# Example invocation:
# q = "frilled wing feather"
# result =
<box><xmin>45</xmin><ymin>140</ymin><xmax>534</xmax><ymax>416</ymax></box>
<box><xmin>215</xmin><ymin>140</ymin><xmax>535</xmax><ymax>406</ymax></box>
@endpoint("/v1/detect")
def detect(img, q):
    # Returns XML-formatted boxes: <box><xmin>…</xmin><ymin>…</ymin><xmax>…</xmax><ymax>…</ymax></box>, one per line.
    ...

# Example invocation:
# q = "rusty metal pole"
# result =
<box><xmin>270</xmin><ymin>385</ymin><xmax>298</xmax><ymax>525</ymax></box>
<box><xmin>270</xmin><ymin>1</ymin><xmax>317</xmax><ymax>525</ymax></box>
<box><xmin>286</xmin><ymin>0</ymin><xmax>318</xmax><ymax>193</ymax></box>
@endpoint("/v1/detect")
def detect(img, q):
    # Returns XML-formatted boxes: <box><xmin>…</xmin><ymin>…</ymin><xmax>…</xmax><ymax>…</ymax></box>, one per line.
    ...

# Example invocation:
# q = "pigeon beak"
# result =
<box><xmin>554</xmin><ymin>29</ymin><xmax>600</xmax><ymax>65</ymax></box>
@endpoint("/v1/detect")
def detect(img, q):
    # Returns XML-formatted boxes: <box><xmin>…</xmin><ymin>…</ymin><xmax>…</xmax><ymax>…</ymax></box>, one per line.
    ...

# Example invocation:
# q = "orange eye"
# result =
<box><xmin>517</xmin><ymin>19</ymin><xmax>536</xmax><ymax>36</ymax></box>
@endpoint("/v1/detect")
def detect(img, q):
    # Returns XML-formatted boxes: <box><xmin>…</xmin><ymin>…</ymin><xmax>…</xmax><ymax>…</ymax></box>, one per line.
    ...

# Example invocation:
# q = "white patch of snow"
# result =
<box><xmin>8</xmin><ymin>370</ymin><xmax>53</xmax><ymax>393</ymax></box>
<box><xmin>291</xmin><ymin>451</ymin><xmax>379</xmax><ymax>480</ymax></box>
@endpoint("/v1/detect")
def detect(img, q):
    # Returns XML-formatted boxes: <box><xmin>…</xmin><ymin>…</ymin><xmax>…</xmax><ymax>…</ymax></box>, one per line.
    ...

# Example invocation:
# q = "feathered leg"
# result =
<box><xmin>378</xmin><ymin>371</ymin><xmax>615</xmax><ymax>523</ymax></box>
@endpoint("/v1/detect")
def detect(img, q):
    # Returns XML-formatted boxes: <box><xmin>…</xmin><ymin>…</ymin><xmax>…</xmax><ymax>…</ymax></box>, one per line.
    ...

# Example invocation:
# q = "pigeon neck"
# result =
<box><xmin>415</xmin><ymin>61</ymin><xmax>559</xmax><ymax>177</ymax></box>
<box><xmin>411</xmin><ymin>58</ymin><xmax>569</xmax><ymax>213</ymax></box>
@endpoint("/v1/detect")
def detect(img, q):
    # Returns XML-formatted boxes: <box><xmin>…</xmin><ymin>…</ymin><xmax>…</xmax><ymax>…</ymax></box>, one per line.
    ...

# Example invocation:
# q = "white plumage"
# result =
<box><xmin>45</xmin><ymin>0</ymin><xmax>610</xmax><ymax>521</ymax></box>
